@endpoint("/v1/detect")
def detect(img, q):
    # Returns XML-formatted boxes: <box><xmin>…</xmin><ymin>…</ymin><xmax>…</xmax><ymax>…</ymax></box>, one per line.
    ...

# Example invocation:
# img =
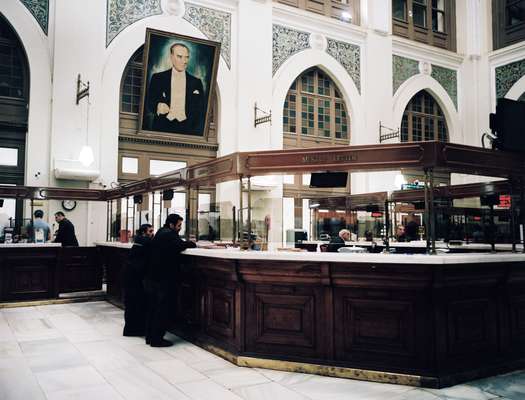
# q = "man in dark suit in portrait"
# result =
<box><xmin>145</xmin><ymin>43</ymin><xmax>205</xmax><ymax>135</ymax></box>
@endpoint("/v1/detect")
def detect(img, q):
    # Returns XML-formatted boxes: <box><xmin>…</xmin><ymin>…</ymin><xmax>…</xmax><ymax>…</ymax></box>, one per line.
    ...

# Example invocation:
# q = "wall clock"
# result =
<box><xmin>62</xmin><ymin>200</ymin><xmax>77</xmax><ymax>211</ymax></box>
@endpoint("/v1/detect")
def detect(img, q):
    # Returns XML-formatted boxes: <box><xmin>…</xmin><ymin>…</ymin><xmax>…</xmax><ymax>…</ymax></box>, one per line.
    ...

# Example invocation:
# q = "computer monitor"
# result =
<box><xmin>309</xmin><ymin>172</ymin><xmax>348</xmax><ymax>188</ymax></box>
<box><xmin>489</xmin><ymin>98</ymin><xmax>525</xmax><ymax>153</ymax></box>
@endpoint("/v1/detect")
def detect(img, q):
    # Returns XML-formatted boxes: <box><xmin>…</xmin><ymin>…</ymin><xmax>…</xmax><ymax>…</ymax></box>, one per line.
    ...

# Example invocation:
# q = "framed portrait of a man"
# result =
<box><xmin>139</xmin><ymin>28</ymin><xmax>220</xmax><ymax>137</ymax></box>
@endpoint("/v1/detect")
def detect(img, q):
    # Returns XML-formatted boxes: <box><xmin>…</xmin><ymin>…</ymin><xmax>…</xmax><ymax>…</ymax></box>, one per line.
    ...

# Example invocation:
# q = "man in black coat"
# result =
<box><xmin>144</xmin><ymin>214</ymin><xmax>196</xmax><ymax>347</ymax></box>
<box><xmin>327</xmin><ymin>229</ymin><xmax>351</xmax><ymax>252</ymax></box>
<box><xmin>53</xmin><ymin>212</ymin><xmax>79</xmax><ymax>246</ymax></box>
<box><xmin>123</xmin><ymin>224</ymin><xmax>154</xmax><ymax>337</ymax></box>
<box><xmin>145</xmin><ymin>43</ymin><xmax>205</xmax><ymax>135</ymax></box>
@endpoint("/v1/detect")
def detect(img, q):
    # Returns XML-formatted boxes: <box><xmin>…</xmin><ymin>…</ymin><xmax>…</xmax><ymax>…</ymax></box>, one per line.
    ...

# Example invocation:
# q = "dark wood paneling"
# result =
<box><xmin>99</xmin><ymin>246</ymin><xmax>128</xmax><ymax>305</ymax></box>
<box><xmin>0</xmin><ymin>247</ymin><xmax>104</xmax><ymax>302</ymax></box>
<box><xmin>0</xmin><ymin>248</ymin><xmax>59</xmax><ymax>301</ymax></box>
<box><xmin>205</xmin><ymin>285</ymin><xmax>236</xmax><ymax>340</ymax></box>
<box><xmin>59</xmin><ymin>247</ymin><xmax>102</xmax><ymax>293</ymax></box>
<box><xmin>245</xmin><ymin>283</ymin><xmax>325</xmax><ymax>358</ymax></box>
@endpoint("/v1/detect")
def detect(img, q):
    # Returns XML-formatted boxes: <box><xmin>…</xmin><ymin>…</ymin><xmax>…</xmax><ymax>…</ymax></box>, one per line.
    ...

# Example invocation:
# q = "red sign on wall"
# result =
<box><xmin>499</xmin><ymin>195</ymin><xmax>511</xmax><ymax>209</ymax></box>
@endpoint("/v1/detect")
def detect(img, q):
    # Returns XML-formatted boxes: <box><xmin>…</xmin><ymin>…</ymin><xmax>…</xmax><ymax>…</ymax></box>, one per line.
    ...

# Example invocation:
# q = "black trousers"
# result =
<box><xmin>123</xmin><ymin>271</ymin><xmax>147</xmax><ymax>335</ymax></box>
<box><xmin>144</xmin><ymin>280</ymin><xmax>174</xmax><ymax>344</ymax></box>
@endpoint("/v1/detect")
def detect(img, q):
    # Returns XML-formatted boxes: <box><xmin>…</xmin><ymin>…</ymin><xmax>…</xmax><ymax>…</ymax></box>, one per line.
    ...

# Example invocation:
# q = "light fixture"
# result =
<box><xmin>78</xmin><ymin>145</ymin><xmax>94</xmax><ymax>167</ymax></box>
<box><xmin>394</xmin><ymin>174</ymin><xmax>406</xmax><ymax>189</ymax></box>
<box><xmin>341</xmin><ymin>11</ymin><xmax>352</xmax><ymax>21</ymax></box>
<box><xmin>310</xmin><ymin>203</ymin><xmax>320</xmax><ymax>208</ymax></box>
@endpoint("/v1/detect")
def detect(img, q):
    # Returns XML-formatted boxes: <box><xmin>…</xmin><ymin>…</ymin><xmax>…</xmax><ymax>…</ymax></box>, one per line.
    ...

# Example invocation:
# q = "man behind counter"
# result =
<box><xmin>53</xmin><ymin>211</ymin><xmax>78</xmax><ymax>246</ymax></box>
<box><xmin>327</xmin><ymin>229</ymin><xmax>351</xmax><ymax>252</ymax></box>
<box><xmin>144</xmin><ymin>214</ymin><xmax>196</xmax><ymax>347</ymax></box>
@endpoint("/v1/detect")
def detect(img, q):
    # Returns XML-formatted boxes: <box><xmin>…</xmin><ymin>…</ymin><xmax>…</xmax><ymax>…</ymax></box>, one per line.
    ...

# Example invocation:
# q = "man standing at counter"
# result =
<box><xmin>144</xmin><ymin>214</ymin><xmax>196</xmax><ymax>347</ymax></box>
<box><xmin>53</xmin><ymin>212</ymin><xmax>79</xmax><ymax>246</ymax></box>
<box><xmin>123</xmin><ymin>224</ymin><xmax>154</xmax><ymax>337</ymax></box>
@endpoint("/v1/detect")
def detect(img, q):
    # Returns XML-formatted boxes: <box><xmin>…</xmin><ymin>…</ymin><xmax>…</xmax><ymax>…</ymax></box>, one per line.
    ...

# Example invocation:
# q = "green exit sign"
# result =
<box><xmin>401</xmin><ymin>183</ymin><xmax>424</xmax><ymax>190</ymax></box>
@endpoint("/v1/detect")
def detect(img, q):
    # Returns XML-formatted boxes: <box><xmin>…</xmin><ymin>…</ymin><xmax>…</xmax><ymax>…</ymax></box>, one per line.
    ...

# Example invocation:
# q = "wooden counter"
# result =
<box><xmin>0</xmin><ymin>245</ymin><xmax>102</xmax><ymax>302</ymax></box>
<box><xmin>97</xmin><ymin>244</ymin><xmax>525</xmax><ymax>388</ymax></box>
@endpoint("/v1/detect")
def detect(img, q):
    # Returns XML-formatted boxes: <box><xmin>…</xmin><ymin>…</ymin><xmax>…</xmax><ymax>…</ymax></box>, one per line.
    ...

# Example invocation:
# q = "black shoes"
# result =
<box><xmin>123</xmin><ymin>329</ymin><xmax>145</xmax><ymax>337</ymax></box>
<box><xmin>149</xmin><ymin>339</ymin><xmax>173</xmax><ymax>347</ymax></box>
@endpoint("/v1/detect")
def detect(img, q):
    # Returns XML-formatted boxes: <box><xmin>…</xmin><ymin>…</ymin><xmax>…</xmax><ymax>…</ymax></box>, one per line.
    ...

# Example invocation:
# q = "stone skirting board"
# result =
<box><xmin>100</xmin><ymin>245</ymin><xmax>525</xmax><ymax>388</ymax></box>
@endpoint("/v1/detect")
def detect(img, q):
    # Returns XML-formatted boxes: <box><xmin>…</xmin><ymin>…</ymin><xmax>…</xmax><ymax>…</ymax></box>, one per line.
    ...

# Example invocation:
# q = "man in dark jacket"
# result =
<box><xmin>123</xmin><ymin>224</ymin><xmax>154</xmax><ymax>337</ymax></box>
<box><xmin>327</xmin><ymin>229</ymin><xmax>351</xmax><ymax>252</ymax></box>
<box><xmin>53</xmin><ymin>212</ymin><xmax>79</xmax><ymax>246</ymax></box>
<box><xmin>144</xmin><ymin>43</ymin><xmax>205</xmax><ymax>135</ymax></box>
<box><xmin>144</xmin><ymin>214</ymin><xmax>196</xmax><ymax>347</ymax></box>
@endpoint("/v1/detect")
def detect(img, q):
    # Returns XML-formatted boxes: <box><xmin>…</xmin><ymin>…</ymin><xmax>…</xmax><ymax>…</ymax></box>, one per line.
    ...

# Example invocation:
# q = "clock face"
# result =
<box><xmin>62</xmin><ymin>200</ymin><xmax>77</xmax><ymax>211</ymax></box>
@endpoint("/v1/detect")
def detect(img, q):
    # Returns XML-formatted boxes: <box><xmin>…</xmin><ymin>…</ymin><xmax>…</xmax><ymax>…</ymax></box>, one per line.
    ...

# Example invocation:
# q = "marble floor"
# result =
<box><xmin>0</xmin><ymin>301</ymin><xmax>523</xmax><ymax>400</ymax></box>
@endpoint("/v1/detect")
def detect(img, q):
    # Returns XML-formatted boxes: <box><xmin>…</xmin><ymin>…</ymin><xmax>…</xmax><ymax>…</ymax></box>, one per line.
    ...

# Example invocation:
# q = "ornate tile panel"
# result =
<box><xmin>431</xmin><ymin>64</ymin><xmax>457</xmax><ymax>109</ymax></box>
<box><xmin>495</xmin><ymin>59</ymin><xmax>525</xmax><ymax>99</ymax></box>
<box><xmin>272</xmin><ymin>24</ymin><xmax>310</xmax><ymax>75</ymax></box>
<box><xmin>20</xmin><ymin>0</ymin><xmax>49</xmax><ymax>34</ymax></box>
<box><xmin>392</xmin><ymin>55</ymin><xmax>419</xmax><ymax>95</ymax></box>
<box><xmin>183</xmin><ymin>3</ymin><xmax>232</xmax><ymax>69</ymax></box>
<box><xmin>326</xmin><ymin>38</ymin><xmax>361</xmax><ymax>93</ymax></box>
<box><xmin>106</xmin><ymin>0</ymin><xmax>162</xmax><ymax>46</ymax></box>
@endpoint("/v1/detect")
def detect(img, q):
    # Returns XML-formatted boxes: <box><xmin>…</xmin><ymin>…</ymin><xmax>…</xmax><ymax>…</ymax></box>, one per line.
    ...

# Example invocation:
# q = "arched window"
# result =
<box><xmin>0</xmin><ymin>15</ymin><xmax>29</xmax><ymax>236</ymax></box>
<box><xmin>121</xmin><ymin>48</ymin><xmax>143</xmax><ymax>114</ymax></box>
<box><xmin>0</xmin><ymin>16</ymin><xmax>28</xmax><ymax>99</ymax></box>
<box><xmin>400</xmin><ymin>90</ymin><xmax>448</xmax><ymax>142</ymax></box>
<box><xmin>283</xmin><ymin>67</ymin><xmax>350</xmax><ymax>147</ymax></box>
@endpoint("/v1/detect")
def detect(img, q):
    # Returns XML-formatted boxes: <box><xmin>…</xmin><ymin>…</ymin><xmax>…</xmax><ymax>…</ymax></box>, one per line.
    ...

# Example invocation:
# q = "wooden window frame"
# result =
<box><xmin>400</xmin><ymin>90</ymin><xmax>448</xmax><ymax>143</ymax></box>
<box><xmin>493</xmin><ymin>0</ymin><xmax>525</xmax><ymax>50</ymax></box>
<box><xmin>283</xmin><ymin>68</ymin><xmax>350</xmax><ymax>147</ymax></box>
<box><xmin>274</xmin><ymin>0</ymin><xmax>360</xmax><ymax>25</ymax></box>
<box><xmin>392</xmin><ymin>0</ymin><xmax>456</xmax><ymax>52</ymax></box>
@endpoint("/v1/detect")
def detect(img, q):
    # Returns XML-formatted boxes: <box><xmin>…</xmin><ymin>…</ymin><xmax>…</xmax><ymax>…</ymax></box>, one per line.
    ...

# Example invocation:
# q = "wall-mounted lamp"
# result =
<box><xmin>76</xmin><ymin>74</ymin><xmax>90</xmax><ymax>105</ymax></box>
<box><xmin>254</xmin><ymin>102</ymin><xmax>272</xmax><ymax>127</ymax></box>
<box><xmin>394</xmin><ymin>174</ymin><xmax>406</xmax><ymax>190</ymax></box>
<box><xmin>341</xmin><ymin>11</ymin><xmax>352</xmax><ymax>21</ymax></box>
<box><xmin>78</xmin><ymin>145</ymin><xmax>94</xmax><ymax>167</ymax></box>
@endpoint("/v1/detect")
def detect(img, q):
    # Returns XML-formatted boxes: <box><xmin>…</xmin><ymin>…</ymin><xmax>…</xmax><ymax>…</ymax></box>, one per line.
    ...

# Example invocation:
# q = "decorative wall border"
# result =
<box><xmin>183</xmin><ymin>2</ymin><xmax>232</xmax><ymax>69</ymax></box>
<box><xmin>106</xmin><ymin>0</ymin><xmax>162</xmax><ymax>47</ymax></box>
<box><xmin>495</xmin><ymin>58</ymin><xmax>525</xmax><ymax>99</ymax></box>
<box><xmin>392</xmin><ymin>55</ymin><xmax>458</xmax><ymax>110</ymax></box>
<box><xmin>119</xmin><ymin>135</ymin><xmax>219</xmax><ymax>151</ymax></box>
<box><xmin>392</xmin><ymin>55</ymin><xmax>419</xmax><ymax>95</ymax></box>
<box><xmin>431</xmin><ymin>64</ymin><xmax>457</xmax><ymax>109</ymax></box>
<box><xmin>325</xmin><ymin>38</ymin><xmax>360</xmax><ymax>93</ymax></box>
<box><xmin>20</xmin><ymin>0</ymin><xmax>49</xmax><ymax>34</ymax></box>
<box><xmin>272</xmin><ymin>24</ymin><xmax>310</xmax><ymax>76</ymax></box>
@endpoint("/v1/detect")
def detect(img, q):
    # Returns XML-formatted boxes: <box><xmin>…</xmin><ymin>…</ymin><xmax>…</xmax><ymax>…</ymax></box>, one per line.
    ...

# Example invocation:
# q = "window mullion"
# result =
<box><xmin>331</xmin><ymin>99</ymin><xmax>336</xmax><ymax>142</ymax></box>
<box><xmin>314</xmin><ymin>72</ymin><xmax>319</xmax><ymax>137</ymax></box>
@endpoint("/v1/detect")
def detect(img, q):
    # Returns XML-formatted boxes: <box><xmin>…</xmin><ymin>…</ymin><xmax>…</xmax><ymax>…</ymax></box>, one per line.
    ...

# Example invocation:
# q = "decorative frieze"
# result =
<box><xmin>325</xmin><ymin>38</ymin><xmax>361</xmax><ymax>93</ymax></box>
<box><xmin>183</xmin><ymin>3</ymin><xmax>232</xmax><ymax>69</ymax></box>
<box><xmin>495</xmin><ymin>59</ymin><xmax>525</xmax><ymax>99</ymax></box>
<box><xmin>431</xmin><ymin>64</ymin><xmax>457</xmax><ymax>109</ymax></box>
<box><xmin>20</xmin><ymin>0</ymin><xmax>49</xmax><ymax>34</ymax></box>
<box><xmin>392</xmin><ymin>55</ymin><xmax>419</xmax><ymax>95</ymax></box>
<box><xmin>106</xmin><ymin>0</ymin><xmax>162</xmax><ymax>46</ymax></box>
<box><xmin>272</xmin><ymin>24</ymin><xmax>310</xmax><ymax>75</ymax></box>
<box><xmin>119</xmin><ymin>135</ymin><xmax>218</xmax><ymax>151</ymax></box>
